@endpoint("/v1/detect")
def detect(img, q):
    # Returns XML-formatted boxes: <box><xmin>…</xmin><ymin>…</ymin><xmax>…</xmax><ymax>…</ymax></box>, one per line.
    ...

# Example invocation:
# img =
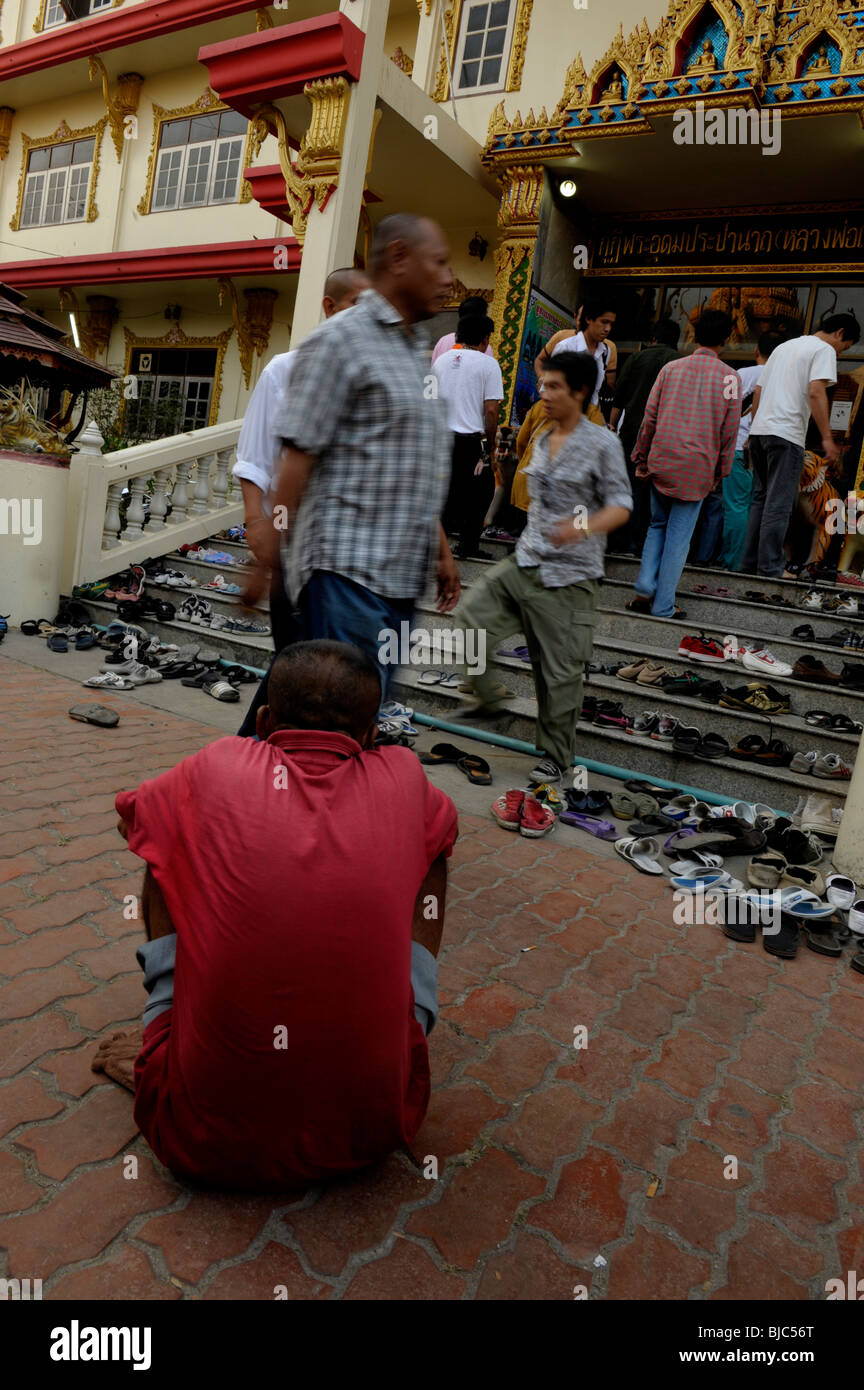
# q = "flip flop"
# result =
<box><xmin>559</xmin><ymin>812</ymin><xmax>619</xmax><ymax>841</ymax></box>
<box><xmin>419</xmin><ymin>743</ymin><xmax>468</xmax><ymax>765</ymax></box>
<box><xmin>75</xmin><ymin>630</ymin><xmax>98</xmax><ymax>651</ymax></box>
<box><xmin>457</xmin><ymin>755</ymin><xmax>492</xmax><ymax>786</ymax></box>
<box><xmin>200</xmin><ymin>676</ymin><xmax>240</xmax><ymax>703</ymax></box>
<box><xmin>564</xmin><ymin>789</ymin><xmax>612</xmax><ymax>814</ymax></box>
<box><xmin>68</xmin><ymin>704</ymin><xmax>120</xmax><ymax>728</ymax></box>
<box><xmin>804</xmin><ymin>928</ymin><xmax>843</xmax><ymax>957</ymax></box>
<box><xmin>614</xmin><ymin>836</ymin><xmax>665</xmax><ymax>875</ymax></box>
<box><xmin>82</xmin><ymin>672</ymin><xmax>135</xmax><ymax>690</ymax></box>
<box><xmin>418</xmin><ymin>671</ymin><xmax>444</xmax><ymax>686</ymax></box>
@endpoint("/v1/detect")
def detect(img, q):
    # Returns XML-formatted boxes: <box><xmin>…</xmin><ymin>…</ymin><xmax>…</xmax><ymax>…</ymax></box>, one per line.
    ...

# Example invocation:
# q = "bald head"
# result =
<box><xmin>367</xmin><ymin>213</ymin><xmax>453</xmax><ymax>324</ymax></box>
<box><xmin>322</xmin><ymin>267</ymin><xmax>370</xmax><ymax>318</ymax></box>
<box><xmin>257</xmin><ymin>640</ymin><xmax>382</xmax><ymax>744</ymax></box>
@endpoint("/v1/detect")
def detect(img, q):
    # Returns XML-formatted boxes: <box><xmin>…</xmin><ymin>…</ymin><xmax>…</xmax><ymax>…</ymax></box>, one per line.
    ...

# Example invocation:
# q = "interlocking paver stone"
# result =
<box><xmin>0</xmin><ymin>655</ymin><xmax>862</xmax><ymax>1300</ymax></box>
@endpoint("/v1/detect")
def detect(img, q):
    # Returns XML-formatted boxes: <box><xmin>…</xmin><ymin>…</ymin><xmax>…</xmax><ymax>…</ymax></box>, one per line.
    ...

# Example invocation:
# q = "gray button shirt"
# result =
<box><xmin>516</xmin><ymin>416</ymin><xmax>632</xmax><ymax>587</ymax></box>
<box><xmin>274</xmin><ymin>289</ymin><xmax>452</xmax><ymax>602</ymax></box>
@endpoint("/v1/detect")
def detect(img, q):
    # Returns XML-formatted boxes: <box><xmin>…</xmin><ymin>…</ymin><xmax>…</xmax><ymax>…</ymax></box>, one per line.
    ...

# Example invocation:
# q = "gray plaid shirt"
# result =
<box><xmin>274</xmin><ymin>289</ymin><xmax>452</xmax><ymax>602</ymax></box>
<box><xmin>516</xmin><ymin>417</ymin><xmax>632</xmax><ymax>586</ymax></box>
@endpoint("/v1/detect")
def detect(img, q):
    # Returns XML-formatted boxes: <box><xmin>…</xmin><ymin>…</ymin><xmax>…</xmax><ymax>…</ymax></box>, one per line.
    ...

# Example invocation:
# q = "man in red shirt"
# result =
<box><xmin>93</xmin><ymin>641</ymin><xmax>457</xmax><ymax>1189</ymax></box>
<box><xmin>629</xmin><ymin>310</ymin><xmax>740</xmax><ymax>618</ymax></box>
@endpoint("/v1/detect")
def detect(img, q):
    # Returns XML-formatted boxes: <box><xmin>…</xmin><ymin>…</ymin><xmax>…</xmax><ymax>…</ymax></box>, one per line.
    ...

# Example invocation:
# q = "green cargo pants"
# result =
<box><xmin>457</xmin><ymin>554</ymin><xmax>598</xmax><ymax>773</ymax></box>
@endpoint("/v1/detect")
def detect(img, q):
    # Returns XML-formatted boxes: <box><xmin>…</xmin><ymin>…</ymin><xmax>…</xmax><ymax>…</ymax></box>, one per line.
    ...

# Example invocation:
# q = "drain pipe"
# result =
<box><xmin>412</xmin><ymin>713</ymin><xmax>742</xmax><ymax>808</ymax></box>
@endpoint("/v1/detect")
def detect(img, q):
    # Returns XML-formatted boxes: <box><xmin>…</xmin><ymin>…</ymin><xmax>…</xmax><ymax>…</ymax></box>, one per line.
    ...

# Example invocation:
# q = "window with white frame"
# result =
<box><xmin>20</xmin><ymin>138</ymin><xmax>96</xmax><ymax>229</ymax></box>
<box><xmin>45</xmin><ymin>0</ymin><xmax>113</xmax><ymax>25</ymax></box>
<box><xmin>453</xmin><ymin>0</ymin><xmax>517</xmax><ymax>94</ymax></box>
<box><xmin>150</xmin><ymin>110</ymin><xmax>248</xmax><ymax>212</ymax></box>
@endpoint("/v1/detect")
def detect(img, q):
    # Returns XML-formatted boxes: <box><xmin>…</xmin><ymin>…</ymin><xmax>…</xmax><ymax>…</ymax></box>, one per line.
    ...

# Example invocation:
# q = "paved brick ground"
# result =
<box><xmin>1</xmin><ymin>653</ymin><xmax>863</xmax><ymax>1301</ymax></box>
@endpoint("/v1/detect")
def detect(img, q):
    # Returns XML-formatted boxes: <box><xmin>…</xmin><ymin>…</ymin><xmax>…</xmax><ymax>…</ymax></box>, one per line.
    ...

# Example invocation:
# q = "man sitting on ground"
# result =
<box><xmin>93</xmin><ymin>641</ymin><xmax>457</xmax><ymax>1189</ymax></box>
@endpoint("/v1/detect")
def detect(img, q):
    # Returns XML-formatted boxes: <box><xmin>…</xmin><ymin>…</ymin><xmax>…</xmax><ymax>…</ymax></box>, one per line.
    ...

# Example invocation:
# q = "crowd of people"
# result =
<box><xmin>96</xmin><ymin>213</ymin><xmax>863</xmax><ymax>1188</ymax></box>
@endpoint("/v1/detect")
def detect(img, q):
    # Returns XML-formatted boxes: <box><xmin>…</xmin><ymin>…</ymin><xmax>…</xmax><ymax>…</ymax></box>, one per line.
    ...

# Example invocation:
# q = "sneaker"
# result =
<box><xmin>799</xmin><ymin>589</ymin><xmax>824</xmax><ymax>610</ymax></box>
<box><xmin>202</xmin><ymin>575</ymin><xmax>243</xmax><ymax>595</ymax></box>
<box><xmin>225</xmin><ymin>617</ymin><xmax>271</xmax><ymax>634</ymax></box>
<box><xmin>518</xmin><ymin>794</ymin><xmax>556</xmax><ymax>838</ymax></box>
<box><xmin>152</xmin><ymin>569</ymin><xmax>198</xmax><ymax>589</ymax></box>
<box><xmin>843</xmin><ymin>631</ymin><xmax>864</xmax><ymax>652</ymax></box>
<box><xmin>837</xmin><ymin>596</ymin><xmax>860</xmax><ymax>615</ymax></box>
<box><xmin>632</xmin><ymin>711</ymin><xmax>660</xmax><ymax>734</ymax></box>
<box><xmin>840</xmin><ymin>661</ymin><xmax>864</xmax><ymax>688</ymax></box>
<box><xmin>678</xmin><ymin>634</ymin><xmax>728</xmax><ymax>664</ymax></box>
<box><xmin>813</xmin><ymin>752</ymin><xmax>853</xmax><ymax>779</ymax></box>
<box><xmin>790</xmin><ymin>749</ymin><xmax>818</xmax><ymax>774</ymax></box>
<box><xmin>636</xmin><ymin>662</ymin><xmax>675</xmax><ymax>685</ymax></box>
<box><xmin>617</xmin><ymin>658</ymin><xmax>649</xmax><ymax>681</ymax></box>
<box><xmin>742</xmin><ymin>647</ymin><xmax>793</xmax><ymax>677</ymax></box>
<box><xmin>178</xmin><ymin>597</ymin><xmax>199</xmax><ymax>623</ymax></box>
<box><xmin>529</xmin><ymin>757</ymin><xmax>563</xmax><ymax>785</ymax></box>
<box><xmin>652</xmin><ymin>716</ymin><xmax>679</xmax><ymax>743</ymax></box>
<box><xmin>757</xmin><ymin>683</ymin><xmax>791</xmax><ymax>712</ymax></box>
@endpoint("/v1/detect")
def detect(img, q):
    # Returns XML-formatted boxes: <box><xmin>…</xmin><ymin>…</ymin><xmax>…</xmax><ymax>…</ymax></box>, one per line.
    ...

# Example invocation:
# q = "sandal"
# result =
<box><xmin>223</xmin><ymin>665</ymin><xmax>260</xmax><ymax>685</ymax></box>
<box><xmin>21</xmin><ymin>618</ymin><xmax>52</xmax><ymax>636</ymax></box>
<box><xmin>82</xmin><ymin>672</ymin><xmax>135</xmax><ymax>690</ymax></box>
<box><xmin>68</xmin><ymin>704</ymin><xmax>120</xmax><ymax>728</ymax></box>
<box><xmin>47</xmin><ymin>633</ymin><xmax>68</xmax><ymax>652</ymax></box>
<box><xmin>559</xmin><ymin>812</ymin><xmax>619</xmax><ymax>840</ymax></box>
<box><xmin>613</xmin><ymin>836</ymin><xmax>665</xmax><ymax>875</ymax></box>
<box><xmin>419</xmin><ymin>743</ymin><xmax>468</xmax><ymax>765</ymax></box>
<box><xmin>457</xmin><ymin>755</ymin><xmax>492</xmax><ymax>787</ymax></box>
<box><xmin>199</xmin><ymin>675</ymin><xmax>240</xmax><ymax>703</ymax></box>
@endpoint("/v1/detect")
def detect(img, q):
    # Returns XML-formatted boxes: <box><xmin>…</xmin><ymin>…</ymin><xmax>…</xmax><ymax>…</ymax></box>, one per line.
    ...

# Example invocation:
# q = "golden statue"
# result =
<box><xmin>807</xmin><ymin>45</ymin><xmax>832</xmax><ymax>76</ymax></box>
<box><xmin>601</xmin><ymin>70</ymin><xmax>624</xmax><ymax>101</ymax></box>
<box><xmin>687</xmin><ymin>38</ymin><xmax>718</xmax><ymax>74</ymax></box>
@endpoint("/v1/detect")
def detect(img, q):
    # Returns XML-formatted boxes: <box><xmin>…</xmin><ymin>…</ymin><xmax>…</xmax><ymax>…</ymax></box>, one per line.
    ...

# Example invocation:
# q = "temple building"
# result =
<box><xmin>1</xmin><ymin>0</ymin><xmax>863</xmax><ymax>483</ymax></box>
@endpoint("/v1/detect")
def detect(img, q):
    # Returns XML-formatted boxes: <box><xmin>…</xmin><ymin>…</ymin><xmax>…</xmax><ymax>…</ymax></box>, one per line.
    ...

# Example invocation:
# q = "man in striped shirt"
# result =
<box><xmin>629</xmin><ymin>310</ymin><xmax>740</xmax><ymax>619</ymax></box>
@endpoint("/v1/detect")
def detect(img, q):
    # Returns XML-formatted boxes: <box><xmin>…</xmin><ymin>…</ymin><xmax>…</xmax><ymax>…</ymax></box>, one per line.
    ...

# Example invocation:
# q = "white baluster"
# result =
<box><xmin>102</xmin><ymin>481</ymin><xmax>124</xmax><ymax>550</ymax></box>
<box><xmin>212</xmin><ymin>448</ymin><xmax>232</xmax><ymax>510</ymax></box>
<box><xmin>124</xmin><ymin>476</ymin><xmax>148</xmax><ymax>541</ymax></box>
<box><xmin>149</xmin><ymin>467</ymin><xmax>171</xmax><ymax>531</ymax></box>
<box><xmin>77</xmin><ymin>419</ymin><xmax>105</xmax><ymax>458</ymax></box>
<box><xmin>190</xmin><ymin>452</ymin><xmax>215</xmax><ymax>516</ymax></box>
<box><xmin>170</xmin><ymin>460</ymin><xmax>191</xmax><ymax>524</ymax></box>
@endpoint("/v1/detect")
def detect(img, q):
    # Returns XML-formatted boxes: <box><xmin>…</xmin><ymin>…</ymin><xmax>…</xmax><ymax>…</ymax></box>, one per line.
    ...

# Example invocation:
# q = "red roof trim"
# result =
<box><xmin>0</xmin><ymin>0</ymin><xmax>264</xmax><ymax>81</ymax></box>
<box><xmin>1</xmin><ymin>239</ymin><xmax>302</xmax><ymax>290</ymax></box>
<box><xmin>199</xmin><ymin>14</ymin><xmax>365</xmax><ymax>118</ymax></box>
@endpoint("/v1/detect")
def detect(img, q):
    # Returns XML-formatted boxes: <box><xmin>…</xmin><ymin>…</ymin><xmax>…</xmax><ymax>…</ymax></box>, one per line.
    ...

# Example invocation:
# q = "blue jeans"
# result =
<box><xmin>692</xmin><ymin>490</ymin><xmax>724</xmax><ymax>566</ymax></box>
<box><xmin>297</xmin><ymin>570</ymin><xmax>415</xmax><ymax>699</ymax></box>
<box><xmin>635</xmin><ymin>486</ymin><xmax>703</xmax><ymax>617</ymax></box>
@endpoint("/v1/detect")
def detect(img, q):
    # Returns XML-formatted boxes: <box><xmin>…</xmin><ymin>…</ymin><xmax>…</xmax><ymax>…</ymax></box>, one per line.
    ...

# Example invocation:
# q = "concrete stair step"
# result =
<box><xmin>604</xmin><ymin>550</ymin><xmax>864</xmax><ymax>601</ymax></box>
<box><xmin>78</xmin><ymin>598</ymin><xmax>271</xmax><ymax>671</ymax></box>
<box><xmin>392</xmin><ymin>670</ymin><xmax>842</xmax><ymax>813</ymax></box>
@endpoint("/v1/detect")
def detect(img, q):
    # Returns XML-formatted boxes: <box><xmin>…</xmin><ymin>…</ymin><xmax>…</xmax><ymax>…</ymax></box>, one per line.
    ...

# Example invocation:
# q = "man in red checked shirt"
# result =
<box><xmin>92</xmin><ymin>641</ymin><xmax>457</xmax><ymax>1189</ymax></box>
<box><xmin>629</xmin><ymin>309</ymin><xmax>740</xmax><ymax>619</ymax></box>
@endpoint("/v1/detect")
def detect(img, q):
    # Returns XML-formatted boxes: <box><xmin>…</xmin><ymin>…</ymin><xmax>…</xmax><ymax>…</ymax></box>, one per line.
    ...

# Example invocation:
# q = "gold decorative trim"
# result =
<box><xmin>136</xmin><ymin>86</ymin><xmax>255</xmax><ymax>214</ymax></box>
<box><xmin>0</xmin><ymin>106</ymin><xmax>14</xmax><ymax>162</ymax></box>
<box><xmin>122</xmin><ymin>324</ymin><xmax>233</xmax><ymax>427</ymax></box>
<box><xmin>9</xmin><ymin>115</ymin><xmax>107</xmax><ymax>232</ymax></box>
<box><xmin>505</xmin><ymin>0</ymin><xmax>532</xmax><ymax>92</ymax></box>
<box><xmin>87</xmin><ymin>58</ymin><xmax>143</xmax><ymax>162</ymax></box>
<box><xmin>433</xmin><ymin>0</ymin><xmax>533</xmax><ymax>103</ymax></box>
<box><xmin>217</xmin><ymin>279</ymin><xmax>277</xmax><ymax>389</ymax></box>
<box><xmin>249</xmin><ymin>78</ymin><xmax>351</xmax><ymax>244</ymax></box>
<box><xmin>255</xmin><ymin>7</ymin><xmax>273</xmax><ymax>29</ymax></box>
<box><xmin>589</xmin><ymin>263</ymin><xmax>864</xmax><ymax>279</ymax></box>
<box><xmin>488</xmin><ymin>164</ymin><xmax>544</xmax><ymax>418</ymax></box>
<box><xmin>442</xmin><ymin>280</ymin><xmax>493</xmax><ymax>311</ymax></box>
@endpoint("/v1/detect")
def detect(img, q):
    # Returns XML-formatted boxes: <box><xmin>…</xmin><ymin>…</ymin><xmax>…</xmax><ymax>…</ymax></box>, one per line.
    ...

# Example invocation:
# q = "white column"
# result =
<box><xmin>61</xmin><ymin>419</ymin><xmax>105</xmax><ymax>593</ymax></box>
<box><xmin>289</xmin><ymin>0</ymin><xmax>391</xmax><ymax>344</ymax></box>
<box><xmin>103</xmin><ymin>482</ymin><xmax>124</xmax><ymax>549</ymax></box>
<box><xmin>190</xmin><ymin>453</ymin><xmax>214</xmax><ymax>515</ymax></box>
<box><xmin>149</xmin><ymin>467</ymin><xmax>172</xmax><ymax>531</ymax></box>
<box><xmin>830</xmin><ymin>741</ymin><xmax>864</xmax><ymax>883</ymax></box>
<box><xmin>124</xmin><ymin>476</ymin><xmax>148</xmax><ymax>541</ymax></box>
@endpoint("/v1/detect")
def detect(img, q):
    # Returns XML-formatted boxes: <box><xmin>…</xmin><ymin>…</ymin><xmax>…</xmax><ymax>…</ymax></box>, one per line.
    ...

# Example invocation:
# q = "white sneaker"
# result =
<box><xmin>813</xmin><ymin>753</ymin><xmax>853</xmax><ymax>780</ymax></box>
<box><xmin>826</xmin><ymin>874</ymin><xmax>857</xmax><ymax>910</ymax></box>
<box><xmin>836</xmin><ymin>596</ymin><xmax>859</xmax><ymax>615</ymax></box>
<box><xmin>799</xmin><ymin>590</ymin><xmax>824</xmax><ymax>610</ymax></box>
<box><xmin>123</xmin><ymin>661</ymin><xmax>163</xmax><ymax>685</ymax></box>
<box><xmin>800</xmin><ymin>792</ymin><xmax>843</xmax><ymax>836</ymax></box>
<box><xmin>742</xmin><ymin>647</ymin><xmax>794</xmax><ymax>677</ymax></box>
<box><xmin>848</xmin><ymin>899</ymin><xmax>864</xmax><ymax>935</ymax></box>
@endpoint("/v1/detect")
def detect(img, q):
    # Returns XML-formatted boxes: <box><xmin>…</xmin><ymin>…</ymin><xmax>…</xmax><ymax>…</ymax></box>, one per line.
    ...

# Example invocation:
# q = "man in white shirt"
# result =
<box><xmin>432</xmin><ymin>295</ymin><xmax>495</xmax><ymax>363</ymax></box>
<box><xmin>233</xmin><ymin>266</ymin><xmax>369</xmax><ymax>735</ymax></box>
<box><xmin>742</xmin><ymin>313</ymin><xmax>860</xmax><ymax>577</ymax></box>
<box><xmin>433</xmin><ymin>315</ymin><xmax>504</xmax><ymax>559</ymax></box>
<box><xmin>534</xmin><ymin>300</ymin><xmax>618</xmax><ymax>421</ymax></box>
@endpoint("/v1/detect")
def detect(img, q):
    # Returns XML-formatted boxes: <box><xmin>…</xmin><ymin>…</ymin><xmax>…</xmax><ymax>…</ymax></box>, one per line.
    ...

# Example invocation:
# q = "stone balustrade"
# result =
<box><xmin>61</xmin><ymin>419</ymin><xmax>244</xmax><ymax>594</ymax></box>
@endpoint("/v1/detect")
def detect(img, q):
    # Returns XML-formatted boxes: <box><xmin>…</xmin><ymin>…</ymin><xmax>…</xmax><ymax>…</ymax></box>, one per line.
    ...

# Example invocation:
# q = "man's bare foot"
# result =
<box><xmin>92</xmin><ymin>1030</ymin><xmax>143</xmax><ymax>1093</ymax></box>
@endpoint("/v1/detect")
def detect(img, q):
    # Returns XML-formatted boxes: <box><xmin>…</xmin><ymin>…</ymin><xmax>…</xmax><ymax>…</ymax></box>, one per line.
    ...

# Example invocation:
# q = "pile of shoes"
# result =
<box><xmin>177</xmin><ymin>596</ymin><xmax>270</xmax><ymax>636</ymax></box>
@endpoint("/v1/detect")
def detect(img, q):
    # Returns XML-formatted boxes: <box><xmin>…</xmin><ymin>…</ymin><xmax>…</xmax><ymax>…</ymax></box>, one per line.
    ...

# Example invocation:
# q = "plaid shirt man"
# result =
<box><xmin>517</xmin><ymin>419</ymin><xmax>633</xmax><ymax>587</ymax></box>
<box><xmin>274</xmin><ymin>290</ymin><xmax>452</xmax><ymax>603</ymax></box>
<box><xmin>631</xmin><ymin>348</ymin><xmax>740</xmax><ymax>502</ymax></box>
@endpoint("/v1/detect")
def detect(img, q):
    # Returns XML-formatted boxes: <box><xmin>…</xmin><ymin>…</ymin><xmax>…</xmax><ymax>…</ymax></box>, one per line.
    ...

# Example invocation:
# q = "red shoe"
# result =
<box><xmin>492</xmin><ymin>790</ymin><xmax>525</xmax><ymax>830</ymax></box>
<box><xmin>518</xmin><ymin>794</ymin><xmax>556</xmax><ymax>838</ymax></box>
<box><xmin>678</xmin><ymin>634</ymin><xmax>728</xmax><ymax>664</ymax></box>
